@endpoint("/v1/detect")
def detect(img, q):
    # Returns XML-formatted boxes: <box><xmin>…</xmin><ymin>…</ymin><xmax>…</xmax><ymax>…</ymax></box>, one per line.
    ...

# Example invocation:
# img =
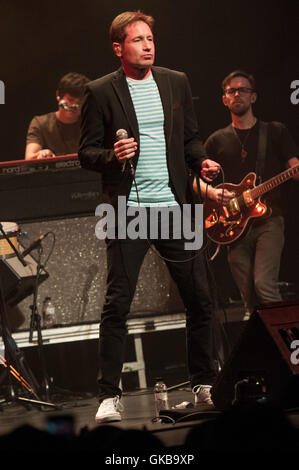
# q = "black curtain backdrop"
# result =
<box><xmin>1</xmin><ymin>0</ymin><xmax>298</xmax><ymax>160</ymax></box>
<box><xmin>0</xmin><ymin>0</ymin><xmax>298</xmax><ymax>284</ymax></box>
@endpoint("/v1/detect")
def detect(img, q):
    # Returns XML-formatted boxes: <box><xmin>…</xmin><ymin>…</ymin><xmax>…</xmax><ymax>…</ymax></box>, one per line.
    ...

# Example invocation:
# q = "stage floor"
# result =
<box><xmin>0</xmin><ymin>388</ymin><xmax>211</xmax><ymax>442</ymax></box>
<box><xmin>1</xmin><ymin>386</ymin><xmax>299</xmax><ymax>453</ymax></box>
<box><xmin>2</xmin><ymin>299</ymin><xmax>299</xmax><ymax>452</ymax></box>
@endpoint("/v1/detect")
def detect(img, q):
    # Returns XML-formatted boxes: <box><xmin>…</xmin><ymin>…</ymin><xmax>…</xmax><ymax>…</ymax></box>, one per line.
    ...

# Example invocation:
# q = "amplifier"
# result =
<box><xmin>9</xmin><ymin>216</ymin><xmax>184</xmax><ymax>330</ymax></box>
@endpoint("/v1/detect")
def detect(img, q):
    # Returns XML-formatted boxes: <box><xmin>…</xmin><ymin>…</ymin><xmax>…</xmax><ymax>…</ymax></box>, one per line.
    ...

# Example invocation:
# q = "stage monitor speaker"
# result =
<box><xmin>0</xmin><ymin>253</ymin><xmax>48</xmax><ymax>306</ymax></box>
<box><xmin>212</xmin><ymin>300</ymin><xmax>299</xmax><ymax>410</ymax></box>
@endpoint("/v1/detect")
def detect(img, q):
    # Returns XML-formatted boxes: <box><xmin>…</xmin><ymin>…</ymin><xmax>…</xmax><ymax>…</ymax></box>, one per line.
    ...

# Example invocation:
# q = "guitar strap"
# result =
<box><xmin>255</xmin><ymin>120</ymin><xmax>268</xmax><ymax>184</ymax></box>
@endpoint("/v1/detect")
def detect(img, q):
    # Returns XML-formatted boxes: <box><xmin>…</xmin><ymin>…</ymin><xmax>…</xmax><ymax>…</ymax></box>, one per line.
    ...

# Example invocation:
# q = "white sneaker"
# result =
<box><xmin>192</xmin><ymin>385</ymin><xmax>215</xmax><ymax>409</ymax></box>
<box><xmin>95</xmin><ymin>396</ymin><xmax>124</xmax><ymax>423</ymax></box>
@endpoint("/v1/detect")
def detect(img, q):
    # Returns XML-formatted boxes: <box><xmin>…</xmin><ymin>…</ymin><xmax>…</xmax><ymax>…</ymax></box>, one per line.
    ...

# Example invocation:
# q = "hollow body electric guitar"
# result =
<box><xmin>204</xmin><ymin>164</ymin><xmax>299</xmax><ymax>245</ymax></box>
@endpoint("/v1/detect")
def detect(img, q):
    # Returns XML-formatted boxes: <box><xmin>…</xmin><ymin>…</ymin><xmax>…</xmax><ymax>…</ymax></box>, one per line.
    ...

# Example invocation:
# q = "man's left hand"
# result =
<box><xmin>201</xmin><ymin>159</ymin><xmax>220</xmax><ymax>182</ymax></box>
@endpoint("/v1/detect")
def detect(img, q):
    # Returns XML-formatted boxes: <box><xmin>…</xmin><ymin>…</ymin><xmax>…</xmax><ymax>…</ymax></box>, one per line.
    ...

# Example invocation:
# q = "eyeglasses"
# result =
<box><xmin>225</xmin><ymin>87</ymin><xmax>254</xmax><ymax>96</ymax></box>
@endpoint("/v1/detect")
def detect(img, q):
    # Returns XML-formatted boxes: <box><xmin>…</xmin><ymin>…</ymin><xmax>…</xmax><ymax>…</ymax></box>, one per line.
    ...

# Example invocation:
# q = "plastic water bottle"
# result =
<box><xmin>42</xmin><ymin>297</ymin><xmax>56</xmax><ymax>328</ymax></box>
<box><xmin>154</xmin><ymin>378</ymin><xmax>169</xmax><ymax>417</ymax></box>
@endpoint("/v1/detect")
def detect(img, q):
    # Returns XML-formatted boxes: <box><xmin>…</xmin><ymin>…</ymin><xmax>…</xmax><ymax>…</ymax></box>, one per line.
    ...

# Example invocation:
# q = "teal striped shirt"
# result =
<box><xmin>126</xmin><ymin>73</ymin><xmax>178</xmax><ymax>207</ymax></box>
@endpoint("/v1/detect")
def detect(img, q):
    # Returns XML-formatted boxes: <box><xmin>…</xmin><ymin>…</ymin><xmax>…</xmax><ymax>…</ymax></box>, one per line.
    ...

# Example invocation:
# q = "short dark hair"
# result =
<box><xmin>109</xmin><ymin>10</ymin><xmax>154</xmax><ymax>43</ymax></box>
<box><xmin>222</xmin><ymin>70</ymin><xmax>256</xmax><ymax>93</ymax></box>
<box><xmin>57</xmin><ymin>72</ymin><xmax>90</xmax><ymax>98</ymax></box>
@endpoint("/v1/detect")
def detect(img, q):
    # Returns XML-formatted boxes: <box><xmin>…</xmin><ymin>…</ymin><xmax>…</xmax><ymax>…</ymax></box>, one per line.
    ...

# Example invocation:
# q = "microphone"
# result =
<box><xmin>116</xmin><ymin>128</ymin><xmax>128</xmax><ymax>141</ymax></box>
<box><xmin>116</xmin><ymin>129</ymin><xmax>135</xmax><ymax>176</ymax></box>
<box><xmin>22</xmin><ymin>232</ymin><xmax>49</xmax><ymax>257</ymax></box>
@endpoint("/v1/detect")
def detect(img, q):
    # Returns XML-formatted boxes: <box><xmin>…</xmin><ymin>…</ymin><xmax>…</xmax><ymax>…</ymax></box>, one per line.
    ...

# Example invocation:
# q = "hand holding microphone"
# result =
<box><xmin>114</xmin><ymin>129</ymin><xmax>137</xmax><ymax>175</ymax></box>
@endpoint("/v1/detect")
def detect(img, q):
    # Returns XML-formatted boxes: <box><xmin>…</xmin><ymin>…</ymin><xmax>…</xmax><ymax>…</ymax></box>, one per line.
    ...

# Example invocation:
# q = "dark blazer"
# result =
<box><xmin>79</xmin><ymin>66</ymin><xmax>207</xmax><ymax>207</ymax></box>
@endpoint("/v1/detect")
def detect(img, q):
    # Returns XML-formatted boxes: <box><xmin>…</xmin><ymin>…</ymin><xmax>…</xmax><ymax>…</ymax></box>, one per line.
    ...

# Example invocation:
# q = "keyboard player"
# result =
<box><xmin>25</xmin><ymin>72</ymin><xmax>89</xmax><ymax>160</ymax></box>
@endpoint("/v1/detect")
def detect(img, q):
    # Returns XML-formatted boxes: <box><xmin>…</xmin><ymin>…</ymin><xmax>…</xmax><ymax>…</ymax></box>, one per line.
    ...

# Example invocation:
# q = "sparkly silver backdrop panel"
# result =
<box><xmin>17</xmin><ymin>216</ymin><xmax>184</xmax><ymax>328</ymax></box>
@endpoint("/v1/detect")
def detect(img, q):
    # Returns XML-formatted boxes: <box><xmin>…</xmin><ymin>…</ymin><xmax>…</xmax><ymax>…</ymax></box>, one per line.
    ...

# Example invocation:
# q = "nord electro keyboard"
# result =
<box><xmin>0</xmin><ymin>154</ymin><xmax>81</xmax><ymax>175</ymax></box>
<box><xmin>0</xmin><ymin>154</ymin><xmax>102</xmax><ymax>222</ymax></box>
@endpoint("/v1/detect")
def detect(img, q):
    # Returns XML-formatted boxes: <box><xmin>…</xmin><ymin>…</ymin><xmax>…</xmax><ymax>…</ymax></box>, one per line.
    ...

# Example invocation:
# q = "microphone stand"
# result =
<box><xmin>28</xmin><ymin>244</ymin><xmax>55</xmax><ymax>403</ymax></box>
<box><xmin>0</xmin><ymin>223</ymin><xmax>57</xmax><ymax>409</ymax></box>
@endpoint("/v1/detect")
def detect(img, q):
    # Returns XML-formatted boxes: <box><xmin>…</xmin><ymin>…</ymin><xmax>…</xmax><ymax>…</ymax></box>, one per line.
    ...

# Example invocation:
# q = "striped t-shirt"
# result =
<box><xmin>126</xmin><ymin>73</ymin><xmax>178</xmax><ymax>207</ymax></box>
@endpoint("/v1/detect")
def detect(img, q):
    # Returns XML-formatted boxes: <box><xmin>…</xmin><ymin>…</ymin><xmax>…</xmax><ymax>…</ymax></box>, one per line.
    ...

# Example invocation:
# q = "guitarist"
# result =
<box><xmin>202</xmin><ymin>70</ymin><xmax>299</xmax><ymax>320</ymax></box>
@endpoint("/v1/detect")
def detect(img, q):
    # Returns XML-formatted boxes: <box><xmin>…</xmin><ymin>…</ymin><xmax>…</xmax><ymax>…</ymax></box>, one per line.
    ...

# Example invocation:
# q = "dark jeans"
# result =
<box><xmin>227</xmin><ymin>216</ymin><xmax>285</xmax><ymax>314</ymax></box>
<box><xmin>97</xmin><ymin>212</ymin><xmax>217</xmax><ymax>401</ymax></box>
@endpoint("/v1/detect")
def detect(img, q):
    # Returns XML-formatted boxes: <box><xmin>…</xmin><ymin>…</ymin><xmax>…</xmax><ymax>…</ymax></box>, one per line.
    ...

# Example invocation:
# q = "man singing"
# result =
<box><xmin>79</xmin><ymin>10</ymin><xmax>220</xmax><ymax>423</ymax></box>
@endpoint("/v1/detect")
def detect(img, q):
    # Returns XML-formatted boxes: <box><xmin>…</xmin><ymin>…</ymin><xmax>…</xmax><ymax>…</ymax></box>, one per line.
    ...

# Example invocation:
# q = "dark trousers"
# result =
<box><xmin>227</xmin><ymin>216</ymin><xmax>285</xmax><ymax>314</ymax></box>
<box><xmin>97</xmin><ymin>222</ymin><xmax>217</xmax><ymax>401</ymax></box>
